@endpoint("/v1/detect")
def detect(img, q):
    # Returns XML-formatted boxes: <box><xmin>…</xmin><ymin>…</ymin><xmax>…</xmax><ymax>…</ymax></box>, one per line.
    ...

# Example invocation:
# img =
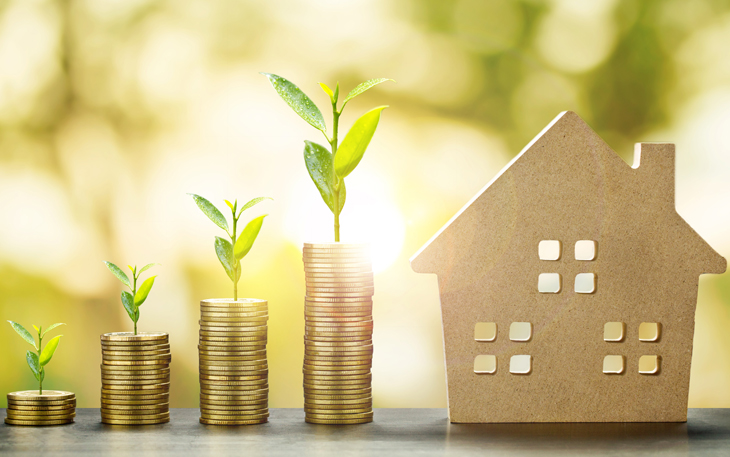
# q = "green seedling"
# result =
<box><xmin>104</xmin><ymin>261</ymin><xmax>158</xmax><ymax>335</ymax></box>
<box><xmin>8</xmin><ymin>321</ymin><xmax>65</xmax><ymax>394</ymax></box>
<box><xmin>190</xmin><ymin>194</ymin><xmax>271</xmax><ymax>300</ymax></box>
<box><xmin>262</xmin><ymin>73</ymin><xmax>393</xmax><ymax>241</ymax></box>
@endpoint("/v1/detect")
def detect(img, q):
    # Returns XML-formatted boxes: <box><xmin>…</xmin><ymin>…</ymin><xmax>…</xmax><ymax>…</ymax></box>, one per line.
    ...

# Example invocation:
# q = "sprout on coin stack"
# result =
<box><xmin>263</xmin><ymin>73</ymin><xmax>390</xmax><ymax>424</ymax></box>
<box><xmin>101</xmin><ymin>261</ymin><xmax>171</xmax><ymax>425</ymax></box>
<box><xmin>6</xmin><ymin>321</ymin><xmax>75</xmax><ymax>426</ymax></box>
<box><xmin>190</xmin><ymin>194</ymin><xmax>271</xmax><ymax>425</ymax></box>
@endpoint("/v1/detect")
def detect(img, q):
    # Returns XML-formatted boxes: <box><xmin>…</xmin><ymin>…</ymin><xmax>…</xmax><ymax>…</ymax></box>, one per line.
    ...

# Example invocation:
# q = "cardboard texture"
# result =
<box><xmin>411</xmin><ymin>111</ymin><xmax>726</xmax><ymax>423</ymax></box>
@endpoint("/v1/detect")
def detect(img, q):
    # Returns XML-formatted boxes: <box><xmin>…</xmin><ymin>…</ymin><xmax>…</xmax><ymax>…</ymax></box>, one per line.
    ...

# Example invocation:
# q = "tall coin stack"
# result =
<box><xmin>100</xmin><ymin>332</ymin><xmax>171</xmax><ymax>425</ymax></box>
<box><xmin>5</xmin><ymin>391</ymin><xmax>76</xmax><ymax>426</ymax></box>
<box><xmin>303</xmin><ymin>242</ymin><xmax>374</xmax><ymax>424</ymax></box>
<box><xmin>198</xmin><ymin>299</ymin><xmax>269</xmax><ymax>425</ymax></box>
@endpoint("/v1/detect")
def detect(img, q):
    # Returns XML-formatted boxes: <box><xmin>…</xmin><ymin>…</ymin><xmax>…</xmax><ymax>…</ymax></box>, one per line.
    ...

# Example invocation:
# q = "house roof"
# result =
<box><xmin>410</xmin><ymin>111</ymin><xmax>726</xmax><ymax>277</ymax></box>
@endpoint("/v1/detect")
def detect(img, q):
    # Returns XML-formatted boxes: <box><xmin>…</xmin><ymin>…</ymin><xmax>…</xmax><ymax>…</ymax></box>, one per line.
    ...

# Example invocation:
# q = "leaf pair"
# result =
<box><xmin>104</xmin><ymin>261</ymin><xmax>157</xmax><ymax>307</ymax></box>
<box><xmin>8</xmin><ymin>321</ymin><xmax>64</xmax><ymax>380</ymax></box>
<box><xmin>304</xmin><ymin>141</ymin><xmax>347</xmax><ymax>215</ymax></box>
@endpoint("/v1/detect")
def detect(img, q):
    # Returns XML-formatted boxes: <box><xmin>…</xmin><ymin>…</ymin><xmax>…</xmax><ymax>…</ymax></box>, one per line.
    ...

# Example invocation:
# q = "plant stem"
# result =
<box><xmin>331</xmin><ymin>106</ymin><xmax>341</xmax><ymax>242</ymax></box>
<box><xmin>37</xmin><ymin>332</ymin><xmax>42</xmax><ymax>394</ymax></box>
<box><xmin>132</xmin><ymin>274</ymin><xmax>138</xmax><ymax>336</ymax></box>
<box><xmin>232</xmin><ymin>213</ymin><xmax>238</xmax><ymax>301</ymax></box>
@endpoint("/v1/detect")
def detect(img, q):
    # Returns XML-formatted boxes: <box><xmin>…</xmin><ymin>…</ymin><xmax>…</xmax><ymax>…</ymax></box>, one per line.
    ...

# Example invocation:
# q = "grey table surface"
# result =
<box><xmin>1</xmin><ymin>408</ymin><xmax>729</xmax><ymax>456</ymax></box>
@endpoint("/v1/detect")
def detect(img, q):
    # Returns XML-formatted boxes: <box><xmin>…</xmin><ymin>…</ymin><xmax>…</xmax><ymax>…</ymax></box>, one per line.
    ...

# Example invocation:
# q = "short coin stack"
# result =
<box><xmin>5</xmin><ymin>391</ymin><xmax>76</xmax><ymax>426</ymax></box>
<box><xmin>303</xmin><ymin>242</ymin><xmax>374</xmax><ymax>424</ymax></box>
<box><xmin>198</xmin><ymin>298</ymin><xmax>269</xmax><ymax>425</ymax></box>
<box><xmin>100</xmin><ymin>332</ymin><xmax>171</xmax><ymax>425</ymax></box>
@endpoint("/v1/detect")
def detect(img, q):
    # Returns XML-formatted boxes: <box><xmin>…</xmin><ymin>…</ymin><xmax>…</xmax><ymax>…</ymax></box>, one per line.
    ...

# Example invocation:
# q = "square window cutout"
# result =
<box><xmin>575</xmin><ymin>273</ymin><xmax>596</xmax><ymax>294</ymax></box>
<box><xmin>639</xmin><ymin>355</ymin><xmax>661</xmax><ymax>375</ymax></box>
<box><xmin>474</xmin><ymin>355</ymin><xmax>497</xmax><ymax>374</ymax></box>
<box><xmin>575</xmin><ymin>240</ymin><xmax>597</xmax><ymax>261</ymax></box>
<box><xmin>539</xmin><ymin>240</ymin><xmax>561</xmax><ymax>261</ymax></box>
<box><xmin>604</xmin><ymin>322</ymin><xmax>625</xmax><ymax>342</ymax></box>
<box><xmin>474</xmin><ymin>322</ymin><xmax>497</xmax><ymax>342</ymax></box>
<box><xmin>639</xmin><ymin>323</ymin><xmax>661</xmax><ymax>342</ymax></box>
<box><xmin>509</xmin><ymin>355</ymin><xmax>532</xmax><ymax>375</ymax></box>
<box><xmin>509</xmin><ymin>322</ymin><xmax>532</xmax><ymax>342</ymax></box>
<box><xmin>538</xmin><ymin>273</ymin><xmax>561</xmax><ymax>293</ymax></box>
<box><xmin>603</xmin><ymin>355</ymin><xmax>625</xmax><ymax>374</ymax></box>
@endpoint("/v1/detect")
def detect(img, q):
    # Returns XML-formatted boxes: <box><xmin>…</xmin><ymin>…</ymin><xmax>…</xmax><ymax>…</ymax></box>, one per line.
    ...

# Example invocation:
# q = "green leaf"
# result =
<box><xmin>261</xmin><ymin>73</ymin><xmax>326</xmax><ymax>132</ymax></box>
<box><xmin>39</xmin><ymin>335</ymin><xmax>62</xmax><ymax>366</ymax></box>
<box><xmin>342</xmin><ymin>79</ymin><xmax>394</xmax><ymax>108</ymax></box>
<box><xmin>27</xmin><ymin>351</ymin><xmax>41</xmax><ymax>380</ymax></box>
<box><xmin>8</xmin><ymin>321</ymin><xmax>37</xmax><ymax>349</ymax></box>
<box><xmin>104</xmin><ymin>261</ymin><xmax>131</xmax><ymax>288</ymax></box>
<box><xmin>225</xmin><ymin>200</ymin><xmax>235</xmax><ymax>211</ymax></box>
<box><xmin>215</xmin><ymin>237</ymin><xmax>240</xmax><ymax>282</ymax></box>
<box><xmin>319</xmin><ymin>82</ymin><xmax>334</xmax><ymax>103</ymax></box>
<box><xmin>303</xmin><ymin>141</ymin><xmax>346</xmax><ymax>215</ymax></box>
<box><xmin>334</xmin><ymin>106</ymin><xmax>388</xmax><ymax>179</ymax></box>
<box><xmin>237</xmin><ymin>197</ymin><xmax>273</xmax><ymax>218</ymax></box>
<box><xmin>33</xmin><ymin>325</ymin><xmax>40</xmax><ymax>333</ymax></box>
<box><xmin>234</xmin><ymin>215</ymin><xmax>267</xmax><ymax>260</ymax></box>
<box><xmin>134</xmin><ymin>276</ymin><xmax>157</xmax><ymax>307</ymax></box>
<box><xmin>128</xmin><ymin>265</ymin><xmax>136</xmax><ymax>275</ymax></box>
<box><xmin>41</xmin><ymin>323</ymin><xmax>65</xmax><ymax>338</ymax></box>
<box><xmin>138</xmin><ymin>263</ymin><xmax>158</xmax><ymax>275</ymax></box>
<box><xmin>189</xmin><ymin>194</ymin><xmax>229</xmax><ymax>233</ymax></box>
<box><xmin>121</xmin><ymin>291</ymin><xmax>137</xmax><ymax>323</ymax></box>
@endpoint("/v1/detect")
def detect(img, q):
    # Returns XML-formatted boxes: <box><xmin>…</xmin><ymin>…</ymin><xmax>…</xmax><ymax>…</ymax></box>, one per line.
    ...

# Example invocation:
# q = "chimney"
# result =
<box><xmin>632</xmin><ymin>142</ymin><xmax>675</xmax><ymax>205</ymax></box>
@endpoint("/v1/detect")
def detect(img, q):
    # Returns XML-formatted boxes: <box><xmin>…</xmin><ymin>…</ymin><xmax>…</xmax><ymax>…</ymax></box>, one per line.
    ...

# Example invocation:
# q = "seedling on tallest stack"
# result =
<box><xmin>261</xmin><ymin>73</ymin><xmax>393</xmax><ymax>241</ymax></box>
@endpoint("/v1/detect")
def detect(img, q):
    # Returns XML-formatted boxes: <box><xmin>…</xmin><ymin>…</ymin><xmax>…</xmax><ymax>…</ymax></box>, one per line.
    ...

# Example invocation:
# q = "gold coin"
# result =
<box><xmin>200</xmin><ymin>409</ymin><xmax>268</xmax><ymax>418</ymax></box>
<box><xmin>199</xmin><ymin>417</ymin><xmax>267</xmax><ymax>425</ymax></box>
<box><xmin>305</xmin><ymin>345</ymin><xmax>373</xmax><ymax>354</ymax></box>
<box><xmin>305</xmin><ymin>397</ymin><xmax>372</xmax><ymax>405</ymax></box>
<box><xmin>199</xmin><ymin>325</ymin><xmax>268</xmax><ymax>332</ymax></box>
<box><xmin>102</xmin><ymin>360</ymin><xmax>170</xmax><ymax>367</ymax></box>
<box><xmin>101</xmin><ymin>342</ymin><xmax>170</xmax><ymax>351</ymax></box>
<box><xmin>7</xmin><ymin>391</ymin><xmax>75</xmax><ymax>401</ymax></box>
<box><xmin>200</xmin><ymin>412</ymin><xmax>268</xmax><ymax>422</ymax></box>
<box><xmin>4</xmin><ymin>418</ymin><xmax>74</xmax><ymax>426</ymax></box>
<box><xmin>303</xmin><ymin>364</ymin><xmax>371</xmax><ymax>373</ymax></box>
<box><xmin>304</xmin><ymin>269</ymin><xmax>372</xmax><ymax>276</ymax></box>
<box><xmin>200</xmin><ymin>398</ymin><xmax>269</xmax><ymax>406</ymax></box>
<box><xmin>199</xmin><ymin>331</ymin><xmax>267</xmax><ymax>338</ymax></box>
<box><xmin>303</xmin><ymin>249</ymin><xmax>369</xmax><ymax>257</ymax></box>
<box><xmin>101</xmin><ymin>398</ymin><xmax>168</xmax><ymax>406</ymax></box>
<box><xmin>305</xmin><ymin>320</ymin><xmax>373</xmax><ymax>328</ymax></box>
<box><xmin>305</xmin><ymin>417</ymin><xmax>372</xmax><ymax>425</ymax></box>
<box><xmin>304</xmin><ymin>373</ymin><xmax>372</xmax><ymax>381</ymax></box>
<box><xmin>101</xmin><ymin>417</ymin><xmax>169</xmax><ymax>425</ymax></box>
<box><xmin>7</xmin><ymin>410</ymin><xmax>76</xmax><ymax>421</ymax></box>
<box><xmin>199</xmin><ymin>372</ymin><xmax>268</xmax><ymax>380</ymax></box>
<box><xmin>102</xmin><ymin>374</ymin><xmax>170</xmax><ymax>382</ymax></box>
<box><xmin>102</xmin><ymin>378</ymin><xmax>169</xmax><ymax>386</ymax></box>
<box><xmin>200</xmin><ymin>310</ymin><xmax>269</xmax><ymax>317</ymax></box>
<box><xmin>304</xmin><ymin>407</ymin><xmax>372</xmax><ymax>415</ymax></box>
<box><xmin>199</xmin><ymin>353</ymin><xmax>266</xmax><ymax>360</ymax></box>
<box><xmin>305</xmin><ymin>270</ymin><xmax>373</xmax><ymax>278</ymax></box>
<box><xmin>101</xmin><ymin>391</ymin><xmax>169</xmax><ymax>399</ymax></box>
<box><xmin>101</xmin><ymin>410</ymin><xmax>169</xmax><ymax>419</ymax></box>
<box><xmin>102</xmin><ymin>347</ymin><xmax>170</xmax><ymax>354</ymax></box>
<box><xmin>200</xmin><ymin>382</ymin><xmax>268</xmax><ymax>390</ymax></box>
<box><xmin>305</xmin><ymin>331</ymin><xmax>372</xmax><ymax>339</ymax></box>
<box><xmin>101</xmin><ymin>407</ymin><xmax>168</xmax><ymax>415</ymax></box>
<box><xmin>305</xmin><ymin>307</ymin><xmax>372</xmax><ymax>315</ymax></box>
<box><xmin>200</xmin><ymin>305</ymin><xmax>268</xmax><ymax>313</ymax></box>
<box><xmin>200</xmin><ymin>362</ymin><xmax>267</xmax><ymax>370</ymax></box>
<box><xmin>305</xmin><ymin>392</ymin><xmax>372</xmax><ymax>400</ymax></box>
<box><xmin>200</xmin><ymin>358</ymin><xmax>268</xmax><ymax>366</ymax></box>
<box><xmin>199</xmin><ymin>346</ymin><xmax>267</xmax><ymax>353</ymax></box>
<box><xmin>101</xmin><ymin>382</ymin><xmax>171</xmax><ymax>391</ymax></box>
<box><xmin>303</xmin><ymin>369</ymin><xmax>371</xmax><ymax>377</ymax></box>
<box><xmin>101</xmin><ymin>363</ymin><xmax>170</xmax><ymax>371</ymax></box>
<box><xmin>305</xmin><ymin>352</ymin><xmax>373</xmax><ymax>360</ymax></box>
<box><xmin>101</xmin><ymin>332</ymin><xmax>168</xmax><ymax>342</ymax></box>
<box><xmin>304</xmin><ymin>380</ymin><xmax>371</xmax><ymax>389</ymax></box>
<box><xmin>305</xmin><ymin>313</ymin><xmax>372</xmax><ymax>320</ymax></box>
<box><xmin>7</xmin><ymin>401</ymin><xmax>76</xmax><ymax>409</ymax></box>
<box><xmin>306</xmin><ymin>411</ymin><xmax>373</xmax><ymax>419</ymax></box>
<box><xmin>101</xmin><ymin>402</ymin><xmax>169</xmax><ymax>410</ymax></box>
<box><xmin>304</xmin><ymin>386</ymin><xmax>372</xmax><ymax>394</ymax></box>
<box><xmin>306</xmin><ymin>293</ymin><xmax>374</xmax><ymax>300</ymax></box>
<box><xmin>200</xmin><ymin>392</ymin><xmax>268</xmax><ymax>401</ymax></box>
<box><xmin>306</xmin><ymin>296</ymin><xmax>374</xmax><ymax>303</ymax></box>
<box><xmin>101</xmin><ymin>352</ymin><xmax>172</xmax><ymax>361</ymax></box>
<box><xmin>305</xmin><ymin>338</ymin><xmax>371</xmax><ymax>346</ymax></box>
<box><xmin>199</xmin><ymin>356</ymin><xmax>267</xmax><ymax>363</ymax></box>
<box><xmin>8</xmin><ymin>403</ymin><xmax>75</xmax><ymax>411</ymax></box>
<box><xmin>200</xmin><ymin>389</ymin><xmax>268</xmax><ymax>397</ymax></box>
<box><xmin>305</xmin><ymin>337</ymin><xmax>372</xmax><ymax>344</ymax></box>
<box><xmin>200</xmin><ymin>337</ymin><xmax>266</xmax><ymax>344</ymax></box>
<box><xmin>303</xmin><ymin>259</ymin><xmax>371</xmax><ymax>267</ymax></box>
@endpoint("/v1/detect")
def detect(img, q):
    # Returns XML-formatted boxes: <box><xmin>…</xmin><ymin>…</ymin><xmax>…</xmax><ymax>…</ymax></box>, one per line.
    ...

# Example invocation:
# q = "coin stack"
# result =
<box><xmin>5</xmin><ymin>390</ymin><xmax>76</xmax><ymax>426</ymax></box>
<box><xmin>198</xmin><ymin>298</ymin><xmax>269</xmax><ymax>425</ymax></box>
<box><xmin>100</xmin><ymin>332</ymin><xmax>171</xmax><ymax>425</ymax></box>
<box><xmin>303</xmin><ymin>242</ymin><xmax>374</xmax><ymax>424</ymax></box>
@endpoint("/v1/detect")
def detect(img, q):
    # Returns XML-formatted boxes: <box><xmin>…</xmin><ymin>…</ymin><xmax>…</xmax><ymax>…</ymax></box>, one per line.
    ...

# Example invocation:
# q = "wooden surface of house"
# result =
<box><xmin>411</xmin><ymin>111</ymin><xmax>726</xmax><ymax>423</ymax></box>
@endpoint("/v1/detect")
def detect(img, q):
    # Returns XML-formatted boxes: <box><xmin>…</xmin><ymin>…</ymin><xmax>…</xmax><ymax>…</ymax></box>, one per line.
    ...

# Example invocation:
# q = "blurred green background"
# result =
<box><xmin>1</xmin><ymin>0</ymin><xmax>729</xmax><ymax>408</ymax></box>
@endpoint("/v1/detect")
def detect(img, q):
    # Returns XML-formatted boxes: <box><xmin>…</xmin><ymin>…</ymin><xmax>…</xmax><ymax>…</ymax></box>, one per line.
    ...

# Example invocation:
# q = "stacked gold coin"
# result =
<box><xmin>198</xmin><ymin>298</ymin><xmax>269</xmax><ymax>425</ymax></box>
<box><xmin>5</xmin><ymin>391</ymin><xmax>76</xmax><ymax>426</ymax></box>
<box><xmin>303</xmin><ymin>242</ymin><xmax>374</xmax><ymax>424</ymax></box>
<box><xmin>100</xmin><ymin>332</ymin><xmax>171</xmax><ymax>425</ymax></box>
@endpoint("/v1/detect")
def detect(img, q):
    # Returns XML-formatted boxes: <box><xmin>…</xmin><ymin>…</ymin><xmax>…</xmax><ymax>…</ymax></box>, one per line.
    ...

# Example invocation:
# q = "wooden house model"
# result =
<box><xmin>411</xmin><ymin>111</ymin><xmax>726</xmax><ymax>423</ymax></box>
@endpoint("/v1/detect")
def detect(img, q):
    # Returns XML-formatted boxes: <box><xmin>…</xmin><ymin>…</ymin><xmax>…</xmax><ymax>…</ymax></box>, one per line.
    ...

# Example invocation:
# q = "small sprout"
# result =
<box><xmin>8</xmin><ymin>321</ymin><xmax>65</xmax><ymax>395</ymax></box>
<box><xmin>104</xmin><ymin>261</ymin><xmax>159</xmax><ymax>335</ymax></box>
<box><xmin>190</xmin><ymin>194</ymin><xmax>271</xmax><ymax>300</ymax></box>
<box><xmin>262</xmin><ymin>73</ymin><xmax>393</xmax><ymax>241</ymax></box>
